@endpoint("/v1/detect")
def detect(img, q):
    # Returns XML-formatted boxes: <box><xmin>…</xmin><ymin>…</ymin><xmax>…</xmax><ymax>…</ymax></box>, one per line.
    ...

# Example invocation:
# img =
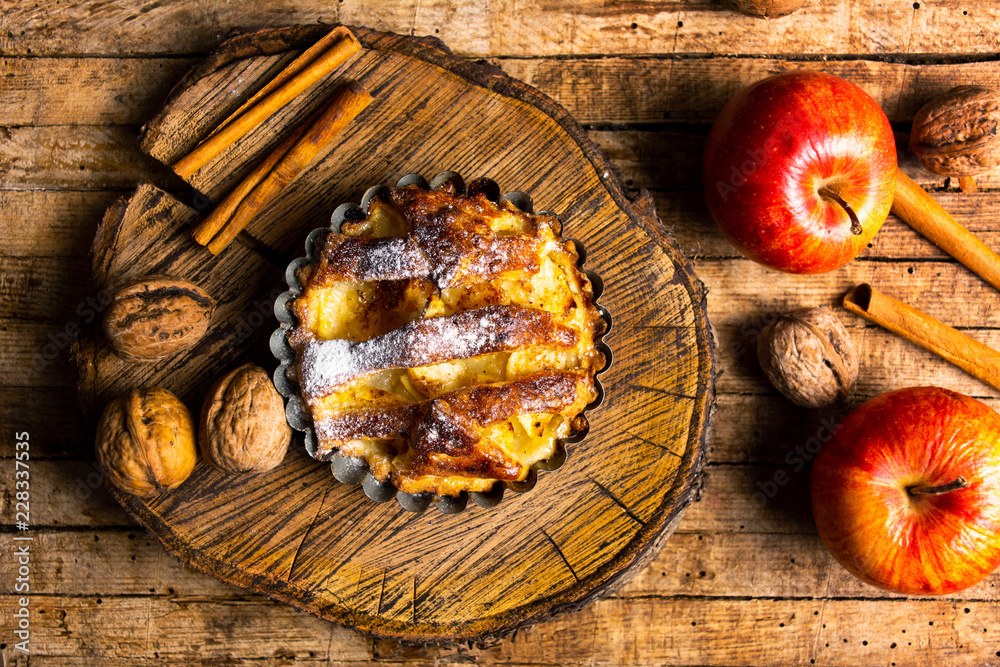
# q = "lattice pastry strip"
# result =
<box><xmin>299</xmin><ymin>304</ymin><xmax>578</xmax><ymax>398</ymax></box>
<box><xmin>310</xmin><ymin>371</ymin><xmax>594</xmax><ymax>493</ymax></box>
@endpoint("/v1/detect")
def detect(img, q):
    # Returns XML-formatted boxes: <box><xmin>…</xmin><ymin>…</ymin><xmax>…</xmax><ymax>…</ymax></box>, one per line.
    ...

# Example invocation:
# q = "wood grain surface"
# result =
<box><xmin>71</xmin><ymin>26</ymin><xmax>715</xmax><ymax>643</ymax></box>
<box><xmin>4</xmin><ymin>1</ymin><xmax>1000</xmax><ymax>665</ymax></box>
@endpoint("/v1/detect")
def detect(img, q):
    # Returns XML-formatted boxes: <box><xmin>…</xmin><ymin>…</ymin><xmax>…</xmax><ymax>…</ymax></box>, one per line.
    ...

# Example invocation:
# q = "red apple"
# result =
<box><xmin>811</xmin><ymin>386</ymin><xmax>1000</xmax><ymax>595</ymax></box>
<box><xmin>703</xmin><ymin>70</ymin><xmax>897</xmax><ymax>273</ymax></box>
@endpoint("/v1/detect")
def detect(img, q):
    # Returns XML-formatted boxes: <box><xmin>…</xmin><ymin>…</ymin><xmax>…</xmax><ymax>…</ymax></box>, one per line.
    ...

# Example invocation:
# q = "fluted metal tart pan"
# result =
<box><xmin>270</xmin><ymin>171</ymin><xmax>612</xmax><ymax>513</ymax></box>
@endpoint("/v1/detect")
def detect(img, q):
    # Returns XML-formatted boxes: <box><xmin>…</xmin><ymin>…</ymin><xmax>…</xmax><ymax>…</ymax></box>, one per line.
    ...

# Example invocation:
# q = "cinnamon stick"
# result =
<box><xmin>892</xmin><ymin>169</ymin><xmax>1000</xmax><ymax>292</ymax></box>
<box><xmin>191</xmin><ymin>113</ymin><xmax>313</xmax><ymax>246</ymax></box>
<box><xmin>843</xmin><ymin>283</ymin><xmax>1000</xmax><ymax>392</ymax></box>
<box><xmin>202</xmin><ymin>81</ymin><xmax>373</xmax><ymax>255</ymax></box>
<box><xmin>172</xmin><ymin>26</ymin><xmax>361</xmax><ymax>179</ymax></box>
<box><xmin>210</xmin><ymin>26</ymin><xmax>356</xmax><ymax>138</ymax></box>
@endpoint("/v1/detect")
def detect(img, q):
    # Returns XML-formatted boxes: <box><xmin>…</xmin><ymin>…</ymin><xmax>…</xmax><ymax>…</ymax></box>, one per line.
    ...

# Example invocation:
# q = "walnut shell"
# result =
<box><xmin>910</xmin><ymin>85</ymin><xmax>1000</xmax><ymax>178</ymax></box>
<box><xmin>720</xmin><ymin>0</ymin><xmax>805</xmax><ymax>18</ymax></box>
<box><xmin>199</xmin><ymin>364</ymin><xmax>291</xmax><ymax>474</ymax></box>
<box><xmin>102</xmin><ymin>276</ymin><xmax>215</xmax><ymax>363</ymax></box>
<box><xmin>756</xmin><ymin>307</ymin><xmax>859</xmax><ymax>409</ymax></box>
<box><xmin>95</xmin><ymin>387</ymin><xmax>197</xmax><ymax>497</ymax></box>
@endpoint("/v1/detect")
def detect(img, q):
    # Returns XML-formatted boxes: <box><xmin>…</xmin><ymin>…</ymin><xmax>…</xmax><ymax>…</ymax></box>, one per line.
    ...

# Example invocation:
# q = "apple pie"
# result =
<box><xmin>283</xmin><ymin>175</ymin><xmax>608</xmax><ymax>499</ymax></box>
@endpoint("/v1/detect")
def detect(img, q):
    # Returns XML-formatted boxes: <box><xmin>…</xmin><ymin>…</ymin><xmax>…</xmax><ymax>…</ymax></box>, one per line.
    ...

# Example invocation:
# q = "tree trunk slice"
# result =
<box><xmin>73</xmin><ymin>25</ymin><xmax>716</xmax><ymax>644</ymax></box>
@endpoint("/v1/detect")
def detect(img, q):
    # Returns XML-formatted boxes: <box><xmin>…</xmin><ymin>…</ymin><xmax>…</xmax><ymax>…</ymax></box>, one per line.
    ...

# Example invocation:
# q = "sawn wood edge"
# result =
<box><xmin>74</xmin><ymin>24</ymin><xmax>718</xmax><ymax>645</ymax></box>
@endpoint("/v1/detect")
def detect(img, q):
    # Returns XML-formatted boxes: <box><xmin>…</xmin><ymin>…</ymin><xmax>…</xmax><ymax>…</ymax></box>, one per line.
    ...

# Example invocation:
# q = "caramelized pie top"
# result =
<box><xmin>287</xmin><ymin>182</ymin><xmax>606</xmax><ymax>496</ymax></box>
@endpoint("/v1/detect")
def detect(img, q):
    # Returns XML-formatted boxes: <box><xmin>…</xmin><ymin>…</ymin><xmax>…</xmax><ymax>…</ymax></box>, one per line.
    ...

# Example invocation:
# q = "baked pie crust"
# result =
<box><xmin>274</xmin><ymin>173</ymin><xmax>608</xmax><ymax>506</ymax></box>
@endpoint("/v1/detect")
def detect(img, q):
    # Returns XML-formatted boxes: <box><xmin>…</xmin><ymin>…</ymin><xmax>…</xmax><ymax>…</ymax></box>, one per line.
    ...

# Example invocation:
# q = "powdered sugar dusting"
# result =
<box><xmin>299</xmin><ymin>305</ymin><xmax>578</xmax><ymax>398</ymax></box>
<box><xmin>360</xmin><ymin>238</ymin><xmax>426</xmax><ymax>281</ymax></box>
<box><xmin>300</xmin><ymin>339</ymin><xmax>355</xmax><ymax>399</ymax></box>
<box><xmin>321</xmin><ymin>236</ymin><xmax>428</xmax><ymax>282</ymax></box>
<box><xmin>323</xmin><ymin>232</ymin><xmax>541</xmax><ymax>286</ymax></box>
<box><xmin>312</xmin><ymin>370</ymin><xmax>590</xmax><ymax>448</ymax></box>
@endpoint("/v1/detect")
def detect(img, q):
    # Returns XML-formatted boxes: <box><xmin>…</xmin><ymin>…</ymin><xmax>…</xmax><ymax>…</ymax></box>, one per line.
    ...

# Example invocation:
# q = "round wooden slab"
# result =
<box><xmin>74</xmin><ymin>25</ymin><xmax>716</xmax><ymax>643</ymax></box>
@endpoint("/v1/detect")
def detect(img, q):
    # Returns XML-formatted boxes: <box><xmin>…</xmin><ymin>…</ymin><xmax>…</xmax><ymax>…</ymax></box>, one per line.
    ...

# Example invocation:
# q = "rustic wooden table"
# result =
<box><xmin>3</xmin><ymin>1</ymin><xmax>1000</xmax><ymax>665</ymax></box>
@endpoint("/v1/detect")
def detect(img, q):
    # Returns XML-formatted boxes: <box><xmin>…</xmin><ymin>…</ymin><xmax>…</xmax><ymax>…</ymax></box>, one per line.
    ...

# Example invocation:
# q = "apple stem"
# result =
<box><xmin>907</xmin><ymin>476</ymin><xmax>968</xmax><ymax>496</ymax></box>
<box><xmin>819</xmin><ymin>186</ymin><xmax>863</xmax><ymax>236</ymax></box>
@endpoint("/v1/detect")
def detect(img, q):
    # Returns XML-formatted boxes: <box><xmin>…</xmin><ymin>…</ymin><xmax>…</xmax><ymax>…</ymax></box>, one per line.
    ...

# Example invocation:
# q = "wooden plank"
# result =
<box><xmin>699</xmin><ymin>258</ymin><xmax>1000</xmax><ymax>332</ymax></box>
<box><xmin>0</xmin><ymin>57</ymin><xmax>195</xmax><ymax>126</ymax></box>
<box><xmin>0</xmin><ymin>459</ymin><xmax>134</xmax><ymax>527</ymax></box>
<box><xmin>0</xmin><ymin>0</ymin><xmax>487</xmax><ymax>56</ymax></box>
<box><xmin>658</xmin><ymin>191</ymin><xmax>1000</xmax><ymax>263</ymax></box>
<box><xmin>494</xmin><ymin>1</ymin><xmax>1000</xmax><ymax>58</ymax></box>
<box><xmin>2</xmin><ymin>595</ymin><xmax>995</xmax><ymax>666</ymax></box>
<box><xmin>501</xmin><ymin>57</ymin><xmax>1000</xmax><ymax>125</ymax></box>
<box><xmin>10</xmin><ymin>526</ymin><xmax>1000</xmax><ymax>603</ymax></box>
<box><xmin>624</xmin><ymin>531</ymin><xmax>1000</xmax><ymax>601</ymax></box>
<box><xmin>685</xmin><ymin>457</ymin><xmax>999</xmax><ymax>536</ymax></box>
<box><xmin>1</xmin><ymin>320</ymin><xmax>80</xmax><ymax>389</ymax></box>
<box><xmin>590</xmin><ymin>129</ymin><xmax>1000</xmax><ymax>192</ymax></box>
<box><xmin>8</xmin><ymin>238</ymin><xmax>1000</xmax><ymax>459</ymax></box>
<box><xmin>706</xmin><ymin>393</ymin><xmax>864</xmax><ymax>464</ymax></box>
<box><xmin>2</xmin><ymin>0</ymin><xmax>997</xmax><ymax>57</ymax></box>
<box><xmin>3</xmin><ymin>379</ymin><xmax>993</xmax><ymax>465</ymax></box>
<box><xmin>0</xmin><ymin>530</ymin><xmax>241</xmax><ymax>597</ymax></box>
<box><xmin>678</xmin><ymin>463</ymin><xmax>814</xmax><ymax>535</ymax></box>
<box><xmin>0</xmin><ymin>456</ymin><xmax>769</xmax><ymax>537</ymax></box>
<box><xmin>485</xmin><ymin>597</ymin><xmax>1000</xmax><ymax>667</ymax></box>
<box><xmin>715</xmin><ymin>325</ymin><xmax>1000</xmax><ymax>399</ymax></box>
<box><xmin>0</xmin><ymin>256</ymin><xmax>90</xmax><ymax>321</ymax></box>
<box><xmin>12</xmin><ymin>660</ymin><xmax>335</xmax><ymax>667</ymax></box>
<box><xmin>0</xmin><ymin>595</ymin><xmax>369</xmax><ymax>662</ymax></box>
<box><xmin>696</xmin><ymin>259</ymin><xmax>1000</xmax><ymax>398</ymax></box>
<box><xmin>0</xmin><ymin>190</ymin><xmax>123</xmax><ymax>257</ymax></box>
<box><xmin>10</xmin><ymin>56</ymin><xmax>1000</xmax><ymax>127</ymax></box>
<box><xmin>0</xmin><ymin>126</ymin><xmax>150</xmax><ymax>190</ymax></box>
<box><xmin>707</xmin><ymin>393</ymin><xmax>1000</xmax><ymax>467</ymax></box>
<box><xmin>0</xmin><ymin>387</ymin><xmax>89</xmax><ymax>459</ymax></box>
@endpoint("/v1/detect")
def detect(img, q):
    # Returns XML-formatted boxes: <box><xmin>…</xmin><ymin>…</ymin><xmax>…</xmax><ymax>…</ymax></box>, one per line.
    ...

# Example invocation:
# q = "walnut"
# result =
<box><xmin>756</xmin><ymin>307</ymin><xmax>859</xmax><ymax>408</ymax></box>
<box><xmin>95</xmin><ymin>387</ymin><xmax>198</xmax><ymax>497</ymax></box>
<box><xmin>910</xmin><ymin>86</ymin><xmax>1000</xmax><ymax>192</ymax></box>
<box><xmin>720</xmin><ymin>0</ymin><xmax>804</xmax><ymax>19</ymax></box>
<box><xmin>102</xmin><ymin>276</ymin><xmax>215</xmax><ymax>363</ymax></box>
<box><xmin>199</xmin><ymin>364</ymin><xmax>291</xmax><ymax>474</ymax></box>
